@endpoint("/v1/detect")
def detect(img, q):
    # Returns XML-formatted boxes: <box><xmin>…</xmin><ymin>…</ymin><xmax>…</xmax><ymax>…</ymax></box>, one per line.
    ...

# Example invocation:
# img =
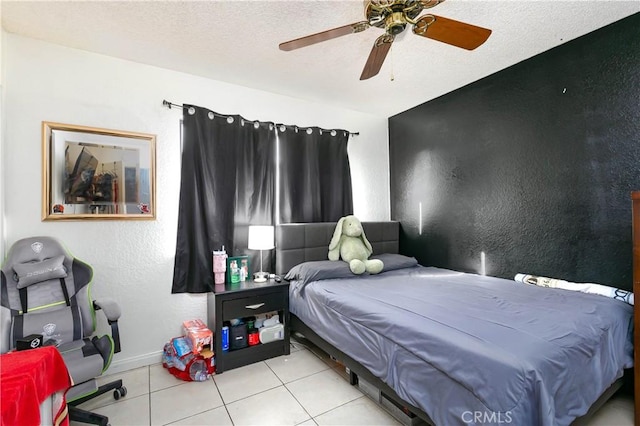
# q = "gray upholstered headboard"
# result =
<box><xmin>275</xmin><ymin>221</ymin><xmax>400</xmax><ymax>276</ymax></box>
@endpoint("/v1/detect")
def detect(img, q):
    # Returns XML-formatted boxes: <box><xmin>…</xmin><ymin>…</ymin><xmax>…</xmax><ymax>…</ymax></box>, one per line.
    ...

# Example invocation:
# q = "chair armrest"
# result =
<box><xmin>93</xmin><ymin>298</ymin><xmax>121</xmax><ymax>321</ymax></box>
<box><xmin>93</xmin><ymin>298</ymin><xmax>122</xmax><ymax>353</ymax></box>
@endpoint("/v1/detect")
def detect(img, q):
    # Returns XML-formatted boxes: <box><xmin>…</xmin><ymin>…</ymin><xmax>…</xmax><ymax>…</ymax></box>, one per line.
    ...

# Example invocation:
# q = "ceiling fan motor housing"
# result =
<box><xmin>365</xmin><ymin>0</ymin><xmax>433</xmax><ymax>35</ymax></box>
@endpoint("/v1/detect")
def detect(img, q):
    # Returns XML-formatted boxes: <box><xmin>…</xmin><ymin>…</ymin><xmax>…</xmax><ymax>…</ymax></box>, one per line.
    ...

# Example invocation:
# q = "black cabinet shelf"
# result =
<box><xmin>217</xmin><ymin>340</ymin><xmax>288</xmax><ymax>372</ymax></box>
<box><xmin>207</xmin><ymin>280</ymin><xmax>290</xmax><ymax>373</ymax></box>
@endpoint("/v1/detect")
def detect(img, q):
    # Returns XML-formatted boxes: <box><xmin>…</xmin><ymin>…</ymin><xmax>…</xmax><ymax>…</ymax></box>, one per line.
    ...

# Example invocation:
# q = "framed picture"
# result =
<box><xmin>226</xmin><ymin>255</ymin><xmax>250</xmax><ymax>283</ymax></box>
<box><xmin>42</xmin><ymin>121</ymin><xmax>156</xmax><ymax>220</ymax></box>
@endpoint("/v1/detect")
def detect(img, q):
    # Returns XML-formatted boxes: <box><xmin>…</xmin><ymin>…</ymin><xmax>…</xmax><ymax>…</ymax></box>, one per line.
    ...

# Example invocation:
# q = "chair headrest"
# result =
<box><xmin>2</xmin><ymin>237</ymin><xmax>72</xmax><ymax>287</ymax></box>
<box><xmin>5</xmin><ymin>237</ymin><xmax>69</xmax><ymax>264</ymax></box>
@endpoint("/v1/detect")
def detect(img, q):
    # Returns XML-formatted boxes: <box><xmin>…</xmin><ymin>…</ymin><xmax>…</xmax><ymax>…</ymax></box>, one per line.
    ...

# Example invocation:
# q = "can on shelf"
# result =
<box><xmin>248</xmin><ymin>328</ymin><xmax>260</xmax><ymax>346</ymax></box>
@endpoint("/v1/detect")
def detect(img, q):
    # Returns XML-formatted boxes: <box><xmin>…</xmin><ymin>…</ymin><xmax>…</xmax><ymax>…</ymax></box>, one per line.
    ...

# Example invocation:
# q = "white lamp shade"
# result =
<box><xmin>248</xmin><ymin>225</ymin><xmax>275</xmax><ymax>250</ymax></box>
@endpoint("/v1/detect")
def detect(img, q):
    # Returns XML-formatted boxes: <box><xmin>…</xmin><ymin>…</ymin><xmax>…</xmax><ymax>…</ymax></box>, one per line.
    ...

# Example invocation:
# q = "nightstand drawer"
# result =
<box><xmin>223</xmin><ymin>291</ymin><xmax>286</xmax><ymax>319</ymax></box>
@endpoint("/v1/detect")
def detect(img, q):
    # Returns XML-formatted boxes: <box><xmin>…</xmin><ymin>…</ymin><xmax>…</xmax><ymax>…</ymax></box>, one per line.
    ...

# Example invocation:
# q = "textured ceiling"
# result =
<box><xmin>2</xmin><ymin>1</ymin><xmax>639</xmax><ymax>117</ymax></box>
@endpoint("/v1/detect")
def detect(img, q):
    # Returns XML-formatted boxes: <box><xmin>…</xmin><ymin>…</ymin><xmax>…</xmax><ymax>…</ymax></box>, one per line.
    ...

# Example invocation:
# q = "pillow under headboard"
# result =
<box><xmin>275</xmin><ymin>221</ymin><xmax>399</xmax><ymax>276</ymax></box>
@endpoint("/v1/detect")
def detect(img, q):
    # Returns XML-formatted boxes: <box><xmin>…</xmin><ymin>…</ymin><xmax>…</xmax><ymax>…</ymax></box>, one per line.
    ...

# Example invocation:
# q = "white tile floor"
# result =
<box><xmin>71</xmin><ymin>338</ymin><xmax>634</xmax><ymax>426</ymax></box>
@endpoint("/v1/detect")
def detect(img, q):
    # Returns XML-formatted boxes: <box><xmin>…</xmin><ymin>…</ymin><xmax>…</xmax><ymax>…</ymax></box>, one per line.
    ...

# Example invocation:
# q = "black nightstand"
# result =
<box><xmin>206</xmin><ymin>279</ymin><xmax>290</xmax><ymax>373</ymax></box>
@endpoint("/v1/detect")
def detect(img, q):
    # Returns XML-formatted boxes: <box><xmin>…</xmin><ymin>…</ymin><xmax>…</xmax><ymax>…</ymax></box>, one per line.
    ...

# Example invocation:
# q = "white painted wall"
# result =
<box><xmin>1</xmin><ymin>25</ymin><xmax>5</xmax><ymax>261</ymax></box>
<box><xmin>3</xmin><ymin>33</ymin><xmax>389</xmax><ymax>372</ymax></box>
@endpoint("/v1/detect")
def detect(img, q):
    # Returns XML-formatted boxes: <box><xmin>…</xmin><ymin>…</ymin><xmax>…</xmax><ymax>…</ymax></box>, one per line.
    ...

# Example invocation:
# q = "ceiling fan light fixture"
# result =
<box><xmin>385</xmin><ymin>11</ymin><xmax>408</xmax><ymax>35</ymax></box>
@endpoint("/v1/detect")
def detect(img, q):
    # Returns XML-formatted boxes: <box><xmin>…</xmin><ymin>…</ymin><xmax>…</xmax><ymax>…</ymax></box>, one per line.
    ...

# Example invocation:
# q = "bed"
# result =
<box><xmin>275</xmin><ymin>221</ymin><xmax>634</xmax><ymax>426</ymax></box>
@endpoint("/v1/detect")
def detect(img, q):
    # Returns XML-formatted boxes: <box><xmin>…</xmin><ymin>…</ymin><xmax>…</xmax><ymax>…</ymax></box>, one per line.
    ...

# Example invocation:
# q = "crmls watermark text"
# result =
<box><xmin>462</xmin><ymin>411</ymin><xmax>513</xmax><ymax>424</ymax></box>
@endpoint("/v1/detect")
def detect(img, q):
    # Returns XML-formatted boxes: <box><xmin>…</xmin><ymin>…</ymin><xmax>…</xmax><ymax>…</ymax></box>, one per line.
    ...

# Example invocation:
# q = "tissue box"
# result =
<box><xmin>182</xmin><ymin>319</ymin><xmax>212</xmax><ymax>354</ymax></box>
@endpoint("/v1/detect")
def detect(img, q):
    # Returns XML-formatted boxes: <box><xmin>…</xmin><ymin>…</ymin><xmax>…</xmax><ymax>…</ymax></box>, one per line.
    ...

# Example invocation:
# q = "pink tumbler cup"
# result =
<box><xmin>213</xmin><ymin>249</ymin><xmax>227</xmax><ymax>285</ymax></box>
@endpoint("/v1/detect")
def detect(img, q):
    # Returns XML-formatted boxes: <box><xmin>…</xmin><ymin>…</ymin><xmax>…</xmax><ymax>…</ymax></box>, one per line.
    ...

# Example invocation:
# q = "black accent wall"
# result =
<box><xmin>389</xmin><ymin>13</ymin><xmax>640</xmax><ymax>290</ymax></box>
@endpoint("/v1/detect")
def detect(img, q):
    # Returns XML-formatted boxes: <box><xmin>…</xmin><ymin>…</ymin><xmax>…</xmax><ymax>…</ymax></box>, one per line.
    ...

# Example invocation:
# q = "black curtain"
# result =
<box><xmin>172</xmin><ymin>105</ymin><xmax>276</xmax><ymax>293</ymax></box>
<box><xmin>278</xmin><ymin>126</ymin><xmax>353</xmax><ymax>223</ymax></box>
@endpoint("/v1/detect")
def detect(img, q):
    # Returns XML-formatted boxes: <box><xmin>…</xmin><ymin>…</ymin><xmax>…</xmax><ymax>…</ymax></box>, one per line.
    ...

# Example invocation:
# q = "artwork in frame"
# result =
<box><xmin>226</xmin><ymin>255</ymin><xmax>250</xmax><ymax>284</ymax></box>
<box><xmin>42</xmin><ymin>122</ymin><xmax>156</xmax><ymax>220</ymax></box>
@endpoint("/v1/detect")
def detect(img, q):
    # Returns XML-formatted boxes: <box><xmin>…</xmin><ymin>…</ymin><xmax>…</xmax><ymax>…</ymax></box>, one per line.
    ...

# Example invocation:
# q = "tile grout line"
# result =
<box><xmin>217</xmin><ymin>361</ymin><xmax>283</xmax><ymax>406</ymax></box>
<box><xmin>211</xmin><ymin>370</ymin><xmax>236</xmax><ymax>425</ymax></box>
<box><xmin>283</xmin><ymin>366</ymin><xmax>332</xmax><ymax>388</ymax></box>
<box><xmin>311</xmin><ymin>395</ymin><xmax>369</xmax><ymax>422</ymax></box>
<box><xmin>213</xmin><ymin>357</ymin><xmax>310</xmax><ymax>425</ymax></box>
<box><xmin>281</xmin><ymin>377</ymin><xmax>315</xmax><ymax>425</ymax></box>
<box><xmin>273</xmin><ymin>350</ymin><xmax>366</xmax><ymax>424</ymax></box>
<box><xmin>156</xmin><ymin>374</ymin><xmax>226</xmax><ymax>426</ymax></box>
<box><xmin>268</xmin><ymin>350</ymin><xmax>332</xmax><ymax>386</ymax></box>
<box><xmin>283</xmin><ymin>344</ymin><xmax>378</xmax><ymax>423</ymax></box>
<box><xmin>147</xmin><ymin>365</ymin><xmax>152</xmax><ymax>426</ymax></box>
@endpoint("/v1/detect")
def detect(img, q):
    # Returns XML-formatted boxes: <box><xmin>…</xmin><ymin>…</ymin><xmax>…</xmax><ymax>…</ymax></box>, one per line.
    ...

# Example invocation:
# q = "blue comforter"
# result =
<box><xmin>289</xmin><ymin>266</ymin><xmax>633</xmax><ymax>425</ymax></box>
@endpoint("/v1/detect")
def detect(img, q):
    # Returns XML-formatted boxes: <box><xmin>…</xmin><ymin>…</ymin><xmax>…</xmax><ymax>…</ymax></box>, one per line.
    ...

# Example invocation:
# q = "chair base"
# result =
<box><xmin>69</xmin><ymin>406</ymin><xmax>109</xmax><ymax>426</ymax></box>
<box><xmin>69</xmin><ymin>379</ymin><xmax>124</xmax><ymax>425</ymax></box>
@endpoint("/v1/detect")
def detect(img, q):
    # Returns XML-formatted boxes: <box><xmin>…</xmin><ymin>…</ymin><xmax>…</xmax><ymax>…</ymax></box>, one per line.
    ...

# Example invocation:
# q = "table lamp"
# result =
<box><xmin>248</xmin><ymin>225</ymin><xmax>274</xmax><ymax>282</ymax></box>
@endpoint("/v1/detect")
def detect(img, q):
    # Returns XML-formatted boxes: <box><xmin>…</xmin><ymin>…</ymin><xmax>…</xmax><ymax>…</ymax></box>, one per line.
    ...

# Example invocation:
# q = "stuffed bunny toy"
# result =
<box><xmin>328</xmin><ymin>215</ymin><xmax>384</xmax><ymax>275</ymax></box>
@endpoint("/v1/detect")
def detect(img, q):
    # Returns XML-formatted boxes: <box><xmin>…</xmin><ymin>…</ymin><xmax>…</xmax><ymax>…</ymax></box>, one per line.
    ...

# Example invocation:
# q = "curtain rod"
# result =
<box><xmin>162</xmin><ymin>100</ymin><xmax>359</xmax><ymax>136</ymax></box>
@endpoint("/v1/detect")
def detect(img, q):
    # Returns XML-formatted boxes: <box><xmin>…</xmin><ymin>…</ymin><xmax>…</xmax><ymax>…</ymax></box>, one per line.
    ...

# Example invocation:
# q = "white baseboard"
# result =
<box><xmin>105</xmin><ymin>350</ymin><xmax>163</xmax><ymax>375</ymax></box>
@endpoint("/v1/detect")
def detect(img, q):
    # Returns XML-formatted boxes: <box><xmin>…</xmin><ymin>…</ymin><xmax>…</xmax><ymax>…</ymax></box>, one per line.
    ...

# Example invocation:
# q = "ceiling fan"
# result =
<box><xmin>279</xmin><ymin>0</ymin><xmax>492</xmax><ymax>80</ymax></box>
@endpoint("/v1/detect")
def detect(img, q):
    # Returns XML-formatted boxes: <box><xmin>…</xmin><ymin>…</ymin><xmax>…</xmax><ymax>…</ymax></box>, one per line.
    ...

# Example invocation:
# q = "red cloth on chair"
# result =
<box><xmin>0</xmin><ymin>346</ymin><xmax>72</xmax><ymax>426</ymax></box>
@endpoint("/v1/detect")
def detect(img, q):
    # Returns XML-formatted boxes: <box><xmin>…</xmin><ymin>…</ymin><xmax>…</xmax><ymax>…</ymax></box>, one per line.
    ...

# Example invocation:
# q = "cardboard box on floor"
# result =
<box><xmin>182</xmin><ymin>319</ymin><xmax>213</xmax><ymax>354</ymax></box>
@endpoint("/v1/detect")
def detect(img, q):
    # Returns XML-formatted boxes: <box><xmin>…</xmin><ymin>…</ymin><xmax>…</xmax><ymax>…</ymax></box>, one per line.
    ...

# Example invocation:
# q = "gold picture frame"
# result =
<box><xmin>42</xmin><ymin>122</ymin><xmax>156</xmax><ymax>221</ymax></box>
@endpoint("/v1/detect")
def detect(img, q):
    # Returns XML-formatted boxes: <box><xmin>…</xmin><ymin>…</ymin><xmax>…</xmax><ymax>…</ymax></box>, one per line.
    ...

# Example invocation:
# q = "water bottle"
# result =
<box><xmin>221</xmin><ymin>326</ymin><xmax>229</xmax><ymax>351</ymax></box>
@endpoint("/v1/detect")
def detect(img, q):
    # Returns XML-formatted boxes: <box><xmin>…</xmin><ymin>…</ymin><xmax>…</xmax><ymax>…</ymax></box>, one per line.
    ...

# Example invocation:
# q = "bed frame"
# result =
<box><xmin>275</xmin><ymin>221</ymin><xmax>433</xmax><ymax>423</ymax></box>
<box><xmin>275</xmin><ymin>221</ymin><xmax>625</xmax><ymax>425</ymax></box>
<box><xmin>631</xmin><ymin>192</ymin><xmax>640</xmax><ymax>426</ymax></box>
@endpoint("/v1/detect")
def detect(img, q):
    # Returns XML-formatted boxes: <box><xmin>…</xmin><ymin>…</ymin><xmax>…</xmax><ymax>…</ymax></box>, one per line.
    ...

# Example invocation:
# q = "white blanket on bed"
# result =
<box><xmin>514</xmin><ymin>273</ymin><xmax>634</xmax><ymax>305</ymax></box>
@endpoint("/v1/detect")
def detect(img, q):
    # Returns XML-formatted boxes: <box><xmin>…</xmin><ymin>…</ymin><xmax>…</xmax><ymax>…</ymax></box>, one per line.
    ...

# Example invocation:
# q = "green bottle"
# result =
<box><xmin>230</xmin><ymin>260</ymin><xmax>240</xmax><ymax>284</ymax></box>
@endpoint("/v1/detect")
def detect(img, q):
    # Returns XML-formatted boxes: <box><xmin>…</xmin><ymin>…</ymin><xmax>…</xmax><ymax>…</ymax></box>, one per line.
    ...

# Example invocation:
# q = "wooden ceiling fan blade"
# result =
<box><xmin>360</xmin><ymin>34</ymin><xmax>394</xmax><ymax>80</ymax></box>
<box><xmin>413</xmin><ymin>14</ymin><xmax>491</xmax><ymax>50</ymax></box>
<box><xmin>279</xmin><ymin>21</ymin><xmax>370</xmax><ymax>51</ymax></box>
